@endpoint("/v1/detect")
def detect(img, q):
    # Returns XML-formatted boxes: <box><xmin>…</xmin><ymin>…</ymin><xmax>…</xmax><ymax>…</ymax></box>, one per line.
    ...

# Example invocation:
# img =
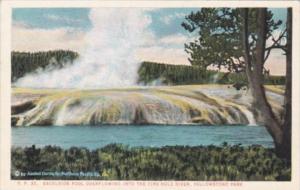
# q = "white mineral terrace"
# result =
<box><xmin>11</xmin><ymin>85</ymin><xmax>284</xmax><ymax>126</ymax></box>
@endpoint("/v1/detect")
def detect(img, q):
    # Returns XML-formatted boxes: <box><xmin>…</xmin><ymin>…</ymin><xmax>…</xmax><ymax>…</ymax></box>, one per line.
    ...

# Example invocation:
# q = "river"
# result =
<box><xmin>12</xmin><ymin>125</ymin><xmax>273</xmax><ymax>149</ymax></box>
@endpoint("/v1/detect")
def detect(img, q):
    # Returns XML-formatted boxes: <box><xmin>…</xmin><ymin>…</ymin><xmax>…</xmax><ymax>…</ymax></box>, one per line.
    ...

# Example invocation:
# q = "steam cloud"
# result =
<box><xmin>15</xmin><ymin>8</ymin><xmax>152</xmax><ymax>89</ymax></box>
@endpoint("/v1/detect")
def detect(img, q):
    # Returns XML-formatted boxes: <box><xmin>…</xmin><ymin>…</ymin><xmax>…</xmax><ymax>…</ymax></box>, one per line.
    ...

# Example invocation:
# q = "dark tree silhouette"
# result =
<box><xmin>182</xmin><ymin>8</ymin><xmax>283</xmax><ymax>73</ymax></box>
<box><xmin>241</xmin><ymin>8</ymin><xmax>291</xmax><ymax>160</ymax></box>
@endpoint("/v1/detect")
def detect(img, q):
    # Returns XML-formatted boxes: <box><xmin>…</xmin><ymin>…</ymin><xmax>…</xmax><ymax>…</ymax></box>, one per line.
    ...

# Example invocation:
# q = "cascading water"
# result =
<box><xmin>11</xmin><ymin>85</ymin><xmax>283</xmax><ymax>127</ymax></box>
<box><xmin>14</xmin><ymin>8</ymin><xmax>152</xmax><ymax>89</ymax></box>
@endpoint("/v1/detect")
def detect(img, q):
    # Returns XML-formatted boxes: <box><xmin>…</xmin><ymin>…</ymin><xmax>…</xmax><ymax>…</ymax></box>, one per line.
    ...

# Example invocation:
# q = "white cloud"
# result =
<box><xmin>134</xmin><ymin>31</ymin><xmax>191</xmax><ymax>65</ymax></box>
<box><xmin>159</xmin><ymin>33</ymin><xmax>188</xmax><ymax>46</ymax></box>
<box><xmin>265</xmin><ymin>49</ymin><xmax>286</xmax><ymax>76</ymax></box>
<box><xmin>45</xmin><ymin>14</ymin><xmax>84</xmax><ymax>24</ymax></box>
<box><xmin>11</xmin><ymin>8</ymin><xmax>193</xmax><ymax>69</ymax></box>
<box><xmin>12</xmin><ymin>24</ymin><xmax>87</xmax><ymax>52</ymax></box>
<box><xmin>160</xmin><ymin>13</ymin><xmax>186</xmax><ymax>25</ymax></box>
<box><xmin>140</xmin><ymin>32</ymin><xmax>190</xmax><ymax>47</ymax></box>
<box><xmin>266</xmin><ymin>29</ymin><xmax>286</xmax><ymax>48</ymax></box>
<box><xmin>136</xmin><ymin>46</ymin><xmax>190</xmax><ymax>65</ymax></box>
<box><xmin>264</xmin><ymin>29</ymin><xmax>286</xmax><ymax>75</ymax></box>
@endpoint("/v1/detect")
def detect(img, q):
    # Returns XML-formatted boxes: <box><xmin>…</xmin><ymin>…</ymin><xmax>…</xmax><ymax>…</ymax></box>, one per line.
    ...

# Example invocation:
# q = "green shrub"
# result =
<box><xmin>11</xmin><ymin>144</ymin><xmax>290</xmax><ymax>181</ymax></box>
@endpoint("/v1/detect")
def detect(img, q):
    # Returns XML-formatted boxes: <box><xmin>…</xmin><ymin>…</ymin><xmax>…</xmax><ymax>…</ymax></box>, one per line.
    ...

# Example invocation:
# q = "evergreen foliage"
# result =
<box><xmin>138</xmin><ymin>61</ymin><xmax>285</xmax><ymax>86</ymax></box>
<box><xmin>181</xmin><ymin>8</ymin><xmax>282</xmax><ymax>73</ymax></box>
<box><xmin>11</xmin><ymin>50</ymin><xmax>79</xmax><ymax>82</ymax></box>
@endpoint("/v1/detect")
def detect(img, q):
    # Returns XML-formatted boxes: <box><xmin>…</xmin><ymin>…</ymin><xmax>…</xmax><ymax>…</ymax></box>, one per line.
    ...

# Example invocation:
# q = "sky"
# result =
<box><xmin>12</xmin><ymin>8</ymin><xmax>287</xmax><ymax>75</ymax></box>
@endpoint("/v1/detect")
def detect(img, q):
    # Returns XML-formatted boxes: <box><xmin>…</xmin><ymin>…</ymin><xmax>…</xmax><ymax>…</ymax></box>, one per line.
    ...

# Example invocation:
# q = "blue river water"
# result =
<box><xmin>11</xmin><ymin>125</ymin><xmax>274</xmax><ymax>149</ymax></box>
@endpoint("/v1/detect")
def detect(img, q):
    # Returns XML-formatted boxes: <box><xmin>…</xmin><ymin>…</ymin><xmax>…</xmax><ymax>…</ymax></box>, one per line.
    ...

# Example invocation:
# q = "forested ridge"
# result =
<box><xmin>138</xmin><ymin>61</ymin><xmax>285</xmax><ymax>85</ymax></box>
<box><xmin>11</xmin><ymin>50</ymin><xmax>79</xmax><ymax>82</ymax></box>
<box><xmin>11</xmin><ymin>50</ymin><xmax>285</xmax><ymax>85</ymax></box>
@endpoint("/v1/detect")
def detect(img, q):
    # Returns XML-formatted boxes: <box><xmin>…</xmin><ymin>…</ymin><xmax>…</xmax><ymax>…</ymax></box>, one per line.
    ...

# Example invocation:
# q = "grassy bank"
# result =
<box><xmin>12</xmin><ymin>144</ymin><xmax>290</xmax><ymax>181</ymax></box>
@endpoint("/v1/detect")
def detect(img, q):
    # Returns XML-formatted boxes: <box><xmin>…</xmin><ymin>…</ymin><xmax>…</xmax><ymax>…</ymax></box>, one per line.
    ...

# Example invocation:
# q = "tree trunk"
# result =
<box><xmin>242</xmin><ymin>8</ymin><xmax>291</xmax><ymax>160</ymax></box>
<box><xmin>277</xmin><ymin>8</ymin><xmax>292</xmax><ymax>160</ymax></box>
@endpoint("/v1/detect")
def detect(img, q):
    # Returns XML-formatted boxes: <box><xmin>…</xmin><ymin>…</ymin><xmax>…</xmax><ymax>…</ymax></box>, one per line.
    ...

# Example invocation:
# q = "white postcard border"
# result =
<box><xmin>1</xmin><ymin>1</ymin><xmax>300</xmax><ymax>190</ymax></box>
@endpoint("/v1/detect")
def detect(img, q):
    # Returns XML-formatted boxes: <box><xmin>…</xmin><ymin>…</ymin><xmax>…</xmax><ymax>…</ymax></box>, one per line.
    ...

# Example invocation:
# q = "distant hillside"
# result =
<box><xmin>138</xmin><ymin>61</ymin><xmax>285</xmax><ymax>86</ymax></box>
<box><xmin>11</xmin><ymin>50</ymin><xmax>79</xmax><ymax>82</ymax></box>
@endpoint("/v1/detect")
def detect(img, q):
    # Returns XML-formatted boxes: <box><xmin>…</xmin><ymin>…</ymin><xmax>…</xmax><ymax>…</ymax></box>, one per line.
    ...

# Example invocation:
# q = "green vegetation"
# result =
<box><xmin>138</xmin><ymin>61</ymin><xmax>285</xmax><ymax>86</ymax></box>
<box><xmin>181</xmin><ymin>8</ymin><xmax>282</xmax><ymax>73</ymax></box>
<box><xmin>11</xmin><ymin>50</ymin><xmax>79</xmax><ymax>82</ymax></box>
<box><xmin>12</xmin><ymin>144</ymin><xmax>290</xmax><ymax>180</ymax></box>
